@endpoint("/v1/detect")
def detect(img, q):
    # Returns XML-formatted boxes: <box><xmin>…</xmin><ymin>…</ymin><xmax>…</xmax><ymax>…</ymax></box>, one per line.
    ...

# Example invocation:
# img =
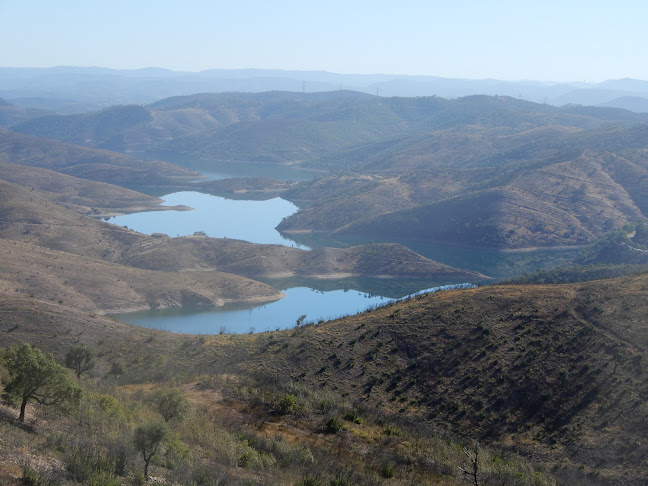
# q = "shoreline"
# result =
<box><xmin>101</xmin><ymin>292</ymin><xmax>286</xmax><ymax>316</ymax></box>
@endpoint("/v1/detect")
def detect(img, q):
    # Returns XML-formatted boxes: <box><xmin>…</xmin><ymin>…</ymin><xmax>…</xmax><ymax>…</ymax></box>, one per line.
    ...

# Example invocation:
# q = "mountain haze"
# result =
<box><xmin>4</xmin><ymin>67</ymin><xmax>648</xmax><ymax>113</ymax></box>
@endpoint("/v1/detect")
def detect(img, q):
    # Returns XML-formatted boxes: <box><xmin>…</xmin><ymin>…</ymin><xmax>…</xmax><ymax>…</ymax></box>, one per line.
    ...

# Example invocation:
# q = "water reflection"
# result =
<box><xmin>115</xmin><ymin>282</ymin><xmax>476</xmax><ymax>334</ymax></box>
<box><xmin>282</xmin><ymin>232</ymin><xmax>580</xmax><ymax>281</ymax></box>
<box><xmin>258</xmin><ymin>276</ymin><xmax>484</xmax><ymax>299</ymax></box>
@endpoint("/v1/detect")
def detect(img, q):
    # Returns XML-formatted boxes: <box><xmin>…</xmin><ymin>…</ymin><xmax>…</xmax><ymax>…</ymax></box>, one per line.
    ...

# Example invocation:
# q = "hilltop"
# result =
<box><xmin>0</xmin><ymin>97</ymin><xmax>51</xmax><ymax>126</ymax></box>
<box><xmin>10</xmin><ymin>92</ymin><xmax>647</xmax><ymax>161</ymax></box>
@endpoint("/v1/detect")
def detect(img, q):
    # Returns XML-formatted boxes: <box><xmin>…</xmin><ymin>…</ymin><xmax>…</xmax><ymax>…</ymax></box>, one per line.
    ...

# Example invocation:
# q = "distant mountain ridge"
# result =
<box><xmin>3</xmin><ymin>66</ymin><xmax>648</xmax><ymax>113</ymax></box>
<box><xmin>597</xmin><ymin>95</ymin><xmax>648</xmax><ymax>112</ymax></box>
<box><xmin>10</xmin><ymin>92</ymin><xmax>648</xmax><ymax>161</ymax></box>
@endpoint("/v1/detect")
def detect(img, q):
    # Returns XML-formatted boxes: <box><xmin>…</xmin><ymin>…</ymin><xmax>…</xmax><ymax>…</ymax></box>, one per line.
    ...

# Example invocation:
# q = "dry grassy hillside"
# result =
<box><xmin>0</xmin><ymin>178</ymin><xmax>152</xmax><ymax>261</ymax></box>
<box><xmin>0</xmin><ymin>129</ymin><xmax>200</xmax><ymax>187</ymax></box>
<box><xmin>0</xmin><ymin>176</ymin><xmax>482</xmax><ymax>282</ymax></box>
<box><xmin>0</xmin><ymin>162</ymin><xmax>175</xmax><ymax>216</ymax></box>
<box><xmin>0</xmin><ymin>238</ymin><xmax>283</xmax><ymax>313</ymax></box>
<box><xmin>310</xmin><ymin>150</ymin><xmax>648</xmax><ymax>249</ymax></box>
<box><xmin>2</xmin><ymin>273</ymin><xmax>647</xmax><ymax>484</ymax></box>
<box><xmin>233</xmin><ymin>275</ymin><xmax>648</xmax><ymax>484</ymax></box>
<box><xmin>123</xmin><ymin>237</ymin><xmax>486</xmax><ymax>280</ymax></box>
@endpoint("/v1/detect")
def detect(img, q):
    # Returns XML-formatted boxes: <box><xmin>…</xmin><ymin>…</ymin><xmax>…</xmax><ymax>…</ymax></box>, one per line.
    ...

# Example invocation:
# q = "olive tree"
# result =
<box><xmin>134</xmin><ymin>421</ymin><xmax>168</xmax><ymax>478</ymax></box>
<box><xmin>107</xmin><ymin>361</ymin><xmax>123</xmax><ymax>381</ymax></box>
<box><xmin>2</xmin><ymin>343</ymin><xmax>81</xmax><ymax>422</ymax></box>
<box><xmin>65</xmin><ymin>344</ymin><xmax>95</xmax><ymax>379</ymax></box>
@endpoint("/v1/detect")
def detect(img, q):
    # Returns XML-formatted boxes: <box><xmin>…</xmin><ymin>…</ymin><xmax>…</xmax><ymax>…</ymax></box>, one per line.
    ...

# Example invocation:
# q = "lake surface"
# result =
<box><xmin>117</xmin><ymin>283</ymin><xmax>474</xmax><ymax>334</ymax></box>
<box><xmin>109</xmin><ymin>191</ymin><xmax>308</xmax><ymax>249</ymax></box>
<box><xmin>194</xmin><ymin>161</ymin><xmax>320</xmax><ymax>182</ymax></box>
<box><xmin>118</xmin><ymin>287</ymin><xmax>388</xmax><ymax>334</ymax></box>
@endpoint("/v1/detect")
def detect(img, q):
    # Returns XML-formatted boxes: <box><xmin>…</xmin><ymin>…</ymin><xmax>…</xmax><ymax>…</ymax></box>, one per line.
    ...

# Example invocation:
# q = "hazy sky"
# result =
<box><xmin>2</xmin><ymin>0</ymin><xmax>647</xmax><ymax>81</ymax></box>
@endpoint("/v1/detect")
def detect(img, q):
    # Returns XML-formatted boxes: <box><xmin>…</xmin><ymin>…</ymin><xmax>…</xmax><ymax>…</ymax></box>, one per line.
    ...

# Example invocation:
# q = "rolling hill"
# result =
<box><xmin>233</xmin><ymin>274</ymin><xmax>648</xmax><ymax>484</ymax></box>
<box><xmin>10</xmin><ymin>95</ymin><xmax>648</xmax><ymax>252</ymax></box>
<box><xmin>5</xmin><ymin>66</ymin><xmax>648</xmax><ymax>113</ymax></box>
<box><xmin>0</xmin><ymin>97</ymin><xmax>51</xmax><ymax>126</ymax></box>
<box><xmin>0</xmin><ymin>129</ymin><xmax>201</xmax><ymax>188</ymax></box>
<box><xmin>0</xmin><ymin>238</ymin><xmax>282</xmax><ymax>314</ymax></box>
<box><xmin>10</xmin><ymin>92</ymin><xmax>648</xmax><ymax>162</ymax></box>
<box><xmin>0</xmin><ymin>174</ymin><xmax>480</xmax><ymax>297</ymax></box>
<box><xmin>278</xmin><ymin>140</ymin><xmax>648</xmax><ymax>249</ymax></box>
<box><xmin>0</xmin><ymin>162</ymin><xmax>174</xmax><ymax>216</ymax></box>
<box><xmin>15</xmin><ymin>92</ymin><xmax>647</xmax><ymax>251</ymax></box>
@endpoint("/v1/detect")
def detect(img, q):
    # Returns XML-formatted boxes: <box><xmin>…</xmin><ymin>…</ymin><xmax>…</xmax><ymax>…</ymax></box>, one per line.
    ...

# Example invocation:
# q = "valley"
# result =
<box><xmin>11</xmin><ymin>92</ymin><xmax>646</xmax><ymax>250</ymax></box>
<box><xmin>1</xmin><ymin>88</ymin><xmax>648</xmax><ymax>485</ymax></box>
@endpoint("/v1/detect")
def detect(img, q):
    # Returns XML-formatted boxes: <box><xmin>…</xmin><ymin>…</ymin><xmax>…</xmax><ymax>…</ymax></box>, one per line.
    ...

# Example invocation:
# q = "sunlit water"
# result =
<box><xmin>109</xmin><ymin>191</ymin><xmax>308</xmax><ymax>249</ymax></box>
<box><xmin>116</xmin><ymin>284</ymin><xmax>475</xmax><ymax>334</ymax></box>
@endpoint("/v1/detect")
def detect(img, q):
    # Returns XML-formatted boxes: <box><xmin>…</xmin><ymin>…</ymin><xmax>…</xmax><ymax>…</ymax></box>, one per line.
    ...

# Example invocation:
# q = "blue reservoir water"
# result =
<box><xmin>109</xmin><ymin>191</ymin><xmax>308</xmax><ymax>249</ymax></box>
<box><xmin>116</xmin><ymin>284</ymin><xmax>474</xmax><ymax>334</ymax></box>
<box><xmin>117</xmin><ymin>287</ymin><xmax>388</xmax><ymax>334</ymax></box>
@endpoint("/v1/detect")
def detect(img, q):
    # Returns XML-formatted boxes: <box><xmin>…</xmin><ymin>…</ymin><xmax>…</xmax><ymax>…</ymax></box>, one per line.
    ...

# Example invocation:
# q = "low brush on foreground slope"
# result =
<box><xmin>0</xmin><ymin>299</ymin><xmax>556</xmax><ymax>485</ymax></box>
<box><xmin>239</xmin><ymin>277</ymin><xmax>648</xmax><ymax>485</ymax></box>
<box><xmin>2</xmin><ymin>273</ymin><xmax>648</xmax><ymax>484</ymax></box>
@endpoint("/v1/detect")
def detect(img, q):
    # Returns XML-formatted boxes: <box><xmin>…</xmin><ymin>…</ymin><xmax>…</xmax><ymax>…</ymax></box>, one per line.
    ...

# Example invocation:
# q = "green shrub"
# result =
<box><xmin>323</xmin><ymin>416</ymin><xmax>343</xmax><ymax>434</ymax></box>
<box><xmin>329</xmin><ymin>470</ymin><xmax>356</xmax><ymax>486</ymax></box>
<box><xmin>87</xmin><ymin>470</ymin><xmax>119</xmax><ymax>486</ymax></box>
<box><xmin>380</xmin><ymin>463</ymin><xmax>395</xmax><ymax>479</ymax></box>
<box><xmin>382</xmin><ymin>425</ymin><xmax>402</xmax><ymax>436</ymax></box>
<box><xmin>149</xmin><ymin>388</ymin><xmax>189</xmax><ymax>422</ymax></box>
<box><xmin>279</xmin><ymin>393</ymin><xmax>299</xmax><ymax>414</ymax></box>
<box><xmin>65</xmin><ymin>445</ymin><xmax>115</xmax><ymax>483</ymax></box>
<box><xmin>131</xmin><ymin>472</ymin><xmax>145</xmax><ymax>485</ymax></box>
<box><xmin>343</xmin><ymin>409</ymin><xmax>362</xmax><ymax>424</ymax></box>
<box><xmin>21</xmin><ymin>465</ymin><xmax>58</xmax><ymax>486</ymax></box>
<box><xmin>296</xmin><ymin>476</ymin><xmax>322</xmax><ymax>486</ymax></box>
<box><xmin>187</xmin><ymin>464</ymin><xmax>224</xmax><ymax>485</ymax></box>
<box><xmin>238</xmin><ymin>449</ymin><xmax>254</xmax><ymax>468</ymax></box>
<box><xmin>106</xmin><ymin>437</ymin><xmax>132</xmax><ymax>477</ymax></box>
